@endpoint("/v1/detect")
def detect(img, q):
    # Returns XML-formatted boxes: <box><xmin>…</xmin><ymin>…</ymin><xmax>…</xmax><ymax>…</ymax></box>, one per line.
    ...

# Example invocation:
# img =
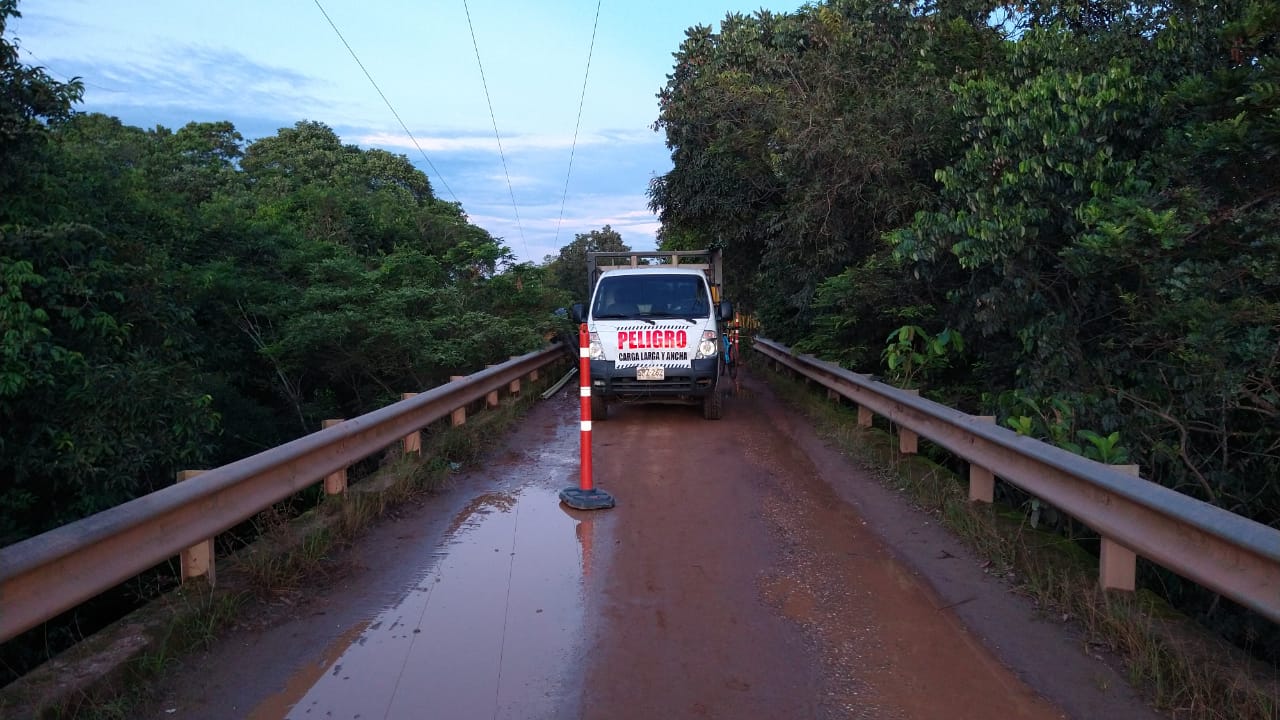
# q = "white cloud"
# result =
<box><xmin>485</xmin><ymin>173</ymin><xmax>543</xmax><ymax>188</ymax></box>
<box><xmin>470</xmin><ymin>199</ymin><xmax>660</xmax><ymax>265</ymax></box>
<box><xmin>355</xmin><ymin>129</ymin><xmax>653</xmax><ymax>154</ymax></box>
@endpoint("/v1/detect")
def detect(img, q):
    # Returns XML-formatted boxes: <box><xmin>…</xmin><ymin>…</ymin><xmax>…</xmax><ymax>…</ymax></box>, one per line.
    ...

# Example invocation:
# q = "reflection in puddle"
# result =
<box><xmin>249</xmin><ymin>485</ymin><xmax>591</xmax><ymax>720</ymax></box>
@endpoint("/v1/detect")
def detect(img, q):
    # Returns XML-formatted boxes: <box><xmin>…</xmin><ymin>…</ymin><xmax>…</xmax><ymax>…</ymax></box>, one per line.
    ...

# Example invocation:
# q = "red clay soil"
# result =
<box><xmin>139</xmin><ymin>369</ymin><xmax>1162</xmax><ymax>720</ymax></box>
<box><xmin>577</xmin><ymin>378</ymin><xmax>1068</xmax><ymax>720</ymax></box>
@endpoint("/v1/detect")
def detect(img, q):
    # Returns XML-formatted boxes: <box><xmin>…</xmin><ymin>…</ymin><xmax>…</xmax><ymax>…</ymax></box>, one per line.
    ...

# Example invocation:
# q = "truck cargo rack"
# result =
<box><xmin>587</xmin><ymin>249</ymin><xmax>724</xmax><ymax>288</ymax></box>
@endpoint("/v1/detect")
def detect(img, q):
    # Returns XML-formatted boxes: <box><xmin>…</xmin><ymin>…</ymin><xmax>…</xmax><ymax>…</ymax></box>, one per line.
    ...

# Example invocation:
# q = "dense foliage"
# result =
<box><xmin>542</xmin><ymin>224</ymin><xmax>629</xmax><ymax>302</ymax></box>
<box><xmin>652</xmin><ymin>0</ymin><xmax>1280</xmax><ymax>649</ymax></box>
<box><xmin>0</xmin><ymin>2</ymin><xmax>566</xmax><ymax>548</ymax></box>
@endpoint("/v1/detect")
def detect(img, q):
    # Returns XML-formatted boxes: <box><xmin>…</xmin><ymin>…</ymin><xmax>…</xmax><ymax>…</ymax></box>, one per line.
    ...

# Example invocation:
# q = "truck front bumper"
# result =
<box><xmin>590</xmin><ymin>359</ymin><xmax>719</xmax><ymax>400</ymax></box>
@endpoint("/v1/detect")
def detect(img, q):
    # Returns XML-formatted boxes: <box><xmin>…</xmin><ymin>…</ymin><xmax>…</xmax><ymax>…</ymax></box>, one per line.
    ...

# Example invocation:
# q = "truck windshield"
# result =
<box><xmin>591</xmin><ymin>275</ymin><xmax>711</xmax><ymax>320</ymax></box>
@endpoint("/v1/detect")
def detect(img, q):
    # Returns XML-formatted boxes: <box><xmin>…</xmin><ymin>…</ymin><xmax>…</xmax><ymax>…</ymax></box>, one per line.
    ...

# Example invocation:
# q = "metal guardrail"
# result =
<box><xmin>753</xmin><ymin>337</ymin><xmax>1280</xmax><ymax>623</ymax></box>
<box><xmin>0</xmin><ymin>345</ymin><xmax>566</xmax><ymax>643</ymax></box>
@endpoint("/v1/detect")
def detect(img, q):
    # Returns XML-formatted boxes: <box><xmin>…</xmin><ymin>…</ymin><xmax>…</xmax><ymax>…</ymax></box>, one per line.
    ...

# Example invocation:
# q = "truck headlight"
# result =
<box><xmin>694</xmin><ymin>330</ymin><xmax>717</xmax><ymax>359</ymax></box>
<box><xmin>589</xmin><ymin>332</ymin><xmax>604</xmax><ymax>360</ymax></box>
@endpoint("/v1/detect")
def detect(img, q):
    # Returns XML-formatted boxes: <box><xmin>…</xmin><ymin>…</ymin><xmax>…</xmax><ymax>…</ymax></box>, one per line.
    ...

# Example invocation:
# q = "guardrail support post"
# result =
<box><xmin>401</xmin><ymin>393</ymin><xmax>422</xmax><ymax>454</ymax></box>
<box><xmin>899</xmin><ymin>427</ymin><xmax>918</xmax><ymax>455</ymax></box>
<box><xmin>898</xmin><ymin>390</ymin><xmax>920</xmax><ymax>454</ymax></box>
<box><xmin>1099</xmin><ymin>464</ymin><xmax>1141</xmax><ymax>592</ymax></box>
<box><xmin>485</xmin><ymin>365</ymin><xmax>501</xmax><ymax>408</ymax></box>
<box><xmin>827</xmin><ymin>388</ymin><xmax>840</xmax><ymax>404</ymax></box>
<box><xmin>529</xmin><ymin>368</ymin><xmax>540</xmax><ymax>383</ymax></box>
<box><xmin>969</xmin><ymin>416</ymin><xmax>997</xmax><ymax>503</ymax></box>
<box><xmin>857</xmin><ymin>405</ymin><xmax>872</xmax><ymax>428</ymax></box>
<box><xmin>322</xmin><ymin>419</ymin><xmax>348</xmax><ymax>494</ymax></box>
<box><xmin>177</xmin><ymin>470</ymin><xmax>215</xmax><ymax>585</ymax></box>
<box><xmin>448</xmin><ymin>376</ymin><xmax>467</xmax><ymax>426</ymax></box>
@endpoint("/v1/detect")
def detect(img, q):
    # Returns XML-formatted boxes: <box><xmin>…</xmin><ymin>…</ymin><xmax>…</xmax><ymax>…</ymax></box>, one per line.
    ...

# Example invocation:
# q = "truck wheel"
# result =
<box><xmin>591</xmin><ymin>393</ymin><xmax>608</xmax><ymax>420</ymax></box>
<box><xmin>702</xmin><ymin>386</ymin><xmax>723</xmax><ymax>420</ymax></box>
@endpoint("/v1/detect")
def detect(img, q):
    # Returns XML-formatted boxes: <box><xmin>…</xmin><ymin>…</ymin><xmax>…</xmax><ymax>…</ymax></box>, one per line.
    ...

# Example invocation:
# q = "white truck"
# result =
<box><xmin>571</xmin><ymin>249</ymin><xmax>732</xmax><ymax>420</ymax></box>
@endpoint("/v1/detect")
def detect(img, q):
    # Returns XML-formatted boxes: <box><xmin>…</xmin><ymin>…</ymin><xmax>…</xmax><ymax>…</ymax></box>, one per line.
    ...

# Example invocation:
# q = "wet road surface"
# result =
<box><xmin>148</xmin><ymin>369</ymin><xmax>1161</xmax><ymax>720</ymax></box>
<box><xmin>578</xmin><ymin>388</ymin><xmax>1060</xmax><ymax>720</ymax></box>
<box><xmin>246</xmin><ymin>487</ymin><xmax>587</xmax><ymax>720</ymax></box>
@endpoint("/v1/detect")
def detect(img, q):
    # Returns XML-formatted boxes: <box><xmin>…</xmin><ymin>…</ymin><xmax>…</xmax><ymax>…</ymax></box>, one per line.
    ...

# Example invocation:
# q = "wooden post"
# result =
<box><xmin>449</xmin><ymin>376</ymin><xmax>467</xmax><ymax>425</ymax></box>
<box><xmin>899</xmin><ymin>427</ymin><xmax>919</xmax><ymax>455</ymax></box>
<box><xmin>857</xmin><ymin>405</ymin><xmax>873</xmax><ymax>428</ymax></box>
<box><xmin>323</xmin><ymin>419</ymin><xmax>347</xmax><ymax>495</ymax></box>
<box><xmin>508</xmin><ymin>377</ymin><xmax>521</xmax><ymax>395</ymax></box>
<box><xmin>827</xmin><ymin>388</ymin><xmax>840</xmax><ymax>404</ymax></box>
<box><xmin>529</xmin><ymin>369</ymin><xmax>540</xmax><ymax>383</ymax></box>
<box><xmin>177</xmin><ymin>470</ymin><xmax>215</xmax><ymax>585</ymax></box>
<box><xmin>1100</xmin><ymin>464</ymin><xmax>1141</xmax><ymax>592</ymax></box>
<box><xmin>485</xmin><ymin>365</ymin><xmax>500</xmax><ymax>407</ymax></box>
<box><xmin>969</xmin><ymin>416</ymin><xmax>996</xmax><ymax>503</ymax></box>
<box><xmin>898</xmin><ymin>390</ymin><xmax>919</xmax><ymax>455</ymax></box>
<box><xmin>401</xmin><ymin>393</ymin><xmax>421</xmax><ymax>454</ymax></box>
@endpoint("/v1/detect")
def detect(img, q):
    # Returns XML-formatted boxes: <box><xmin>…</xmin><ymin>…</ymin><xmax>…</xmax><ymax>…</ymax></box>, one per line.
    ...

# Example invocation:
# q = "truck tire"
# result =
<box><xmin>702</xmin><ymin>386</ymin><xmax>723</xmax><ymax>420</ymax></box>
<box><xmin>591</xmin><ymin>393</ymin><xmax>608</xmax><ymax>420</ymax></box>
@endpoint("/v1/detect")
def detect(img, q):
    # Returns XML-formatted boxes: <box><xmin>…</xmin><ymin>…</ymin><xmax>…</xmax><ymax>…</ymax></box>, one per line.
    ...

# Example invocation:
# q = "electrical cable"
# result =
<box><xmin>461</xmin><ymin>0</ymin><xmax>530</xmax><ymax>262</ymax></box>
<box><xmin>19</xmin><ymin>48</ymin><xmax>119</xmax><ymax>93</ymax></box>
<box><xmin>312</xmin><ymin>0</ymin><xmax>460</xmax><ymax>204</ymax></box>
<box><xmin>553</xmin><ymin>0</ymin><xmax>603</xmax><ymax>247</ymax></box>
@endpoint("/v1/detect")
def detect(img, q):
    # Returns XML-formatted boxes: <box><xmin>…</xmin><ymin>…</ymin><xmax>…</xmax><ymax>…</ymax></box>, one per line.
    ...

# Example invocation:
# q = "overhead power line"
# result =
<box><xmin>554</xmin><ymin>0</ymin><xmax>603</xmax><ymax>248</ymax></box>
<box><xmin>312</xmin><ymin>0</ymin><xmax>459</xmax><ymax>204</ymax></box>
<box><xmin>19</xmin><ymin>48</ymin><xmax>119</xmax><ymax>92</ymax></box>
<box><xmin>461</xmin><ymin>0</ymin><xmax>529</xmax><ymax>261</ymax></box>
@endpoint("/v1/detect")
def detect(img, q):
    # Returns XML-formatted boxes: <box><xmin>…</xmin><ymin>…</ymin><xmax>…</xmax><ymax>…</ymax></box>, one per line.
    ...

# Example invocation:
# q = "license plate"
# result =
<box><xmin>636</xmin><ymin>366</ymin><xmax>665</xmax><ymax>381</ymax></box>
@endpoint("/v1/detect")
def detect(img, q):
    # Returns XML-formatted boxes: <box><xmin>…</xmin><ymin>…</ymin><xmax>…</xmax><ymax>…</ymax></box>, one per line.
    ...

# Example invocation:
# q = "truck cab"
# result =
<box><xmin>573</xmin><ymin>250</ymin><xmax>731</xmax><ymax>420</ymax></box>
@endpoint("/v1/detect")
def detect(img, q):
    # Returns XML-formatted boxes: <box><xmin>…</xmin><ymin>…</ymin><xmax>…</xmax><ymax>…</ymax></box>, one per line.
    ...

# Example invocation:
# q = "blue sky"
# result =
<box><xmin>11</xmin><ymin>0</ymin><xmax>803</xmax><ymax>264</ymax></box>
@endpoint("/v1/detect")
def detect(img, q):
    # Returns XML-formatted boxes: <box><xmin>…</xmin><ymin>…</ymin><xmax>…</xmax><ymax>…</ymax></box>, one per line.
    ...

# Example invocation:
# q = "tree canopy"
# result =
<box><xmin>543</xmin><ymin>224</ymin><xmax>629</xmax><ymax>302</ymax></box>
<box><xmin>651</xmin><ymin>0</ymin><xmax>1280</xmax><ymax>652</ymax></box>
<box><xmin>0</xmin><ymin>0</ymin><xmax>564</xmax><ymax>549</ymax></box>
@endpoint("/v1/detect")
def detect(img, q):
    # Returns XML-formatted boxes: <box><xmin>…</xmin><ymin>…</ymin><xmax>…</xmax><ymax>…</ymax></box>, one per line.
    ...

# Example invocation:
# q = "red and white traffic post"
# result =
<box><xmin>560</xmin><ymin>323</ymin><xmax>615</xmax><ymax>510</ymax></box>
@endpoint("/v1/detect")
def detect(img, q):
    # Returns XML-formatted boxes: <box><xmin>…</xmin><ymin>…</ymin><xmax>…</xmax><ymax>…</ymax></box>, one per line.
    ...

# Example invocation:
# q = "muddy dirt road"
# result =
<box><xmin>148</xmin><ymin>370</ymin><xmax>1160</xmax><ymax>719</ymax></box>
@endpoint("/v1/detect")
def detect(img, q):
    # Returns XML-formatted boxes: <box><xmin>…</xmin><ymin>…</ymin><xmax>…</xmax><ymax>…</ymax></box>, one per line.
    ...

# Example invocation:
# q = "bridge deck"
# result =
<box><xmin>145</xmin><ymin>372</ymin><xmax>1161</xmax><ymax>719</ymax></box>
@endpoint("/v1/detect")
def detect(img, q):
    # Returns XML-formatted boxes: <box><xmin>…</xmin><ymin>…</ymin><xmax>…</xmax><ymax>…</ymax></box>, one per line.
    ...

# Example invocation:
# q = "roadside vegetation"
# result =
<box><xmin>1</xmin><ymin>370</ymin><xmax>561</xmax><ymax>719</ymax></box>
<box><xmin>0</xmin><ymin>0</ymin><xmax>588</xmax><ymax>688</ymax></box>
<box><xmin>652</xmin><ymin>0</ymin><xmax>1279</xmax><ymax>667</ymax></box>
<box><xmin>761</xmin><ymin>361</ymin><xmax>1278</xmax><ymax>720</ymax></box>
<box><xmin>5</xmin><ymin>0</ymin><xmax>1279</xmax><ymax>708</ymax></box>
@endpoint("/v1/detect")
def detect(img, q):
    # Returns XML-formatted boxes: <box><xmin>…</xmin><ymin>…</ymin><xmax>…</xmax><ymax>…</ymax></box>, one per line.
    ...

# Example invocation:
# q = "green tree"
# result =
<box><xmin>0</xmin><ymin>224</ymin><xmax>219</xmax><ymax>544</ymax></box>
<box><xmin>544</xmin><ymin>225</ymin><xmax>628</xmax><ymax>302</ymax></box>
<box><xmin>648</xmin><ymin>0</ymin><xmax>1280</xmax><ymax>664</ymax></box>
<box><xmin>649</xmin><ymin>1</ymin><xmax>1001</xmax><ymax>337</ymax></box>
<box><xmin>0</xmin><ymin>0</ymin><xmax>81</xmax><ymax>203</ymax></box>
<box><xmin>1</xmin><ymin>0</ymin><xmax>569</xmax><ymax>679</ymax></box>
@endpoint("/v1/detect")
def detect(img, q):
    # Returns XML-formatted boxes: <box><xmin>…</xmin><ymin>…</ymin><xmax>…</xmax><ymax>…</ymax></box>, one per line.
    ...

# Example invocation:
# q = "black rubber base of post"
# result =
<box><xmin>559</xmin><ymin>487</ymin><xmax>616</xmax><ymax>510</ymax></box>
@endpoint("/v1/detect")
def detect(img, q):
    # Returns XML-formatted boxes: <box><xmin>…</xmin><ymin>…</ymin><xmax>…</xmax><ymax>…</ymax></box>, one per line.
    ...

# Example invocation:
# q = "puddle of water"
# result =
<box><xmin>246</xmin><ymin>621</ymin><xmax>370</xmax><ymax>720</ymax></box>
<box><xmin>249</xmin><ymin>485</ymin><xmax>592</xmax><ymax>720</ymax></box>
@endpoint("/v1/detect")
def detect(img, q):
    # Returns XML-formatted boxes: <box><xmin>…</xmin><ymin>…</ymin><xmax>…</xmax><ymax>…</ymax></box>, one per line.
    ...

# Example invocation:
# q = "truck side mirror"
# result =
<box><xmin>571</xmin><ymin>303</ymin><xmax>586</xmax><ymax>323</ymax></box>
<box><xmin>719</xmin><ymin>300</ymin><xmax>733</xmax><ymax>322</ymax></box>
